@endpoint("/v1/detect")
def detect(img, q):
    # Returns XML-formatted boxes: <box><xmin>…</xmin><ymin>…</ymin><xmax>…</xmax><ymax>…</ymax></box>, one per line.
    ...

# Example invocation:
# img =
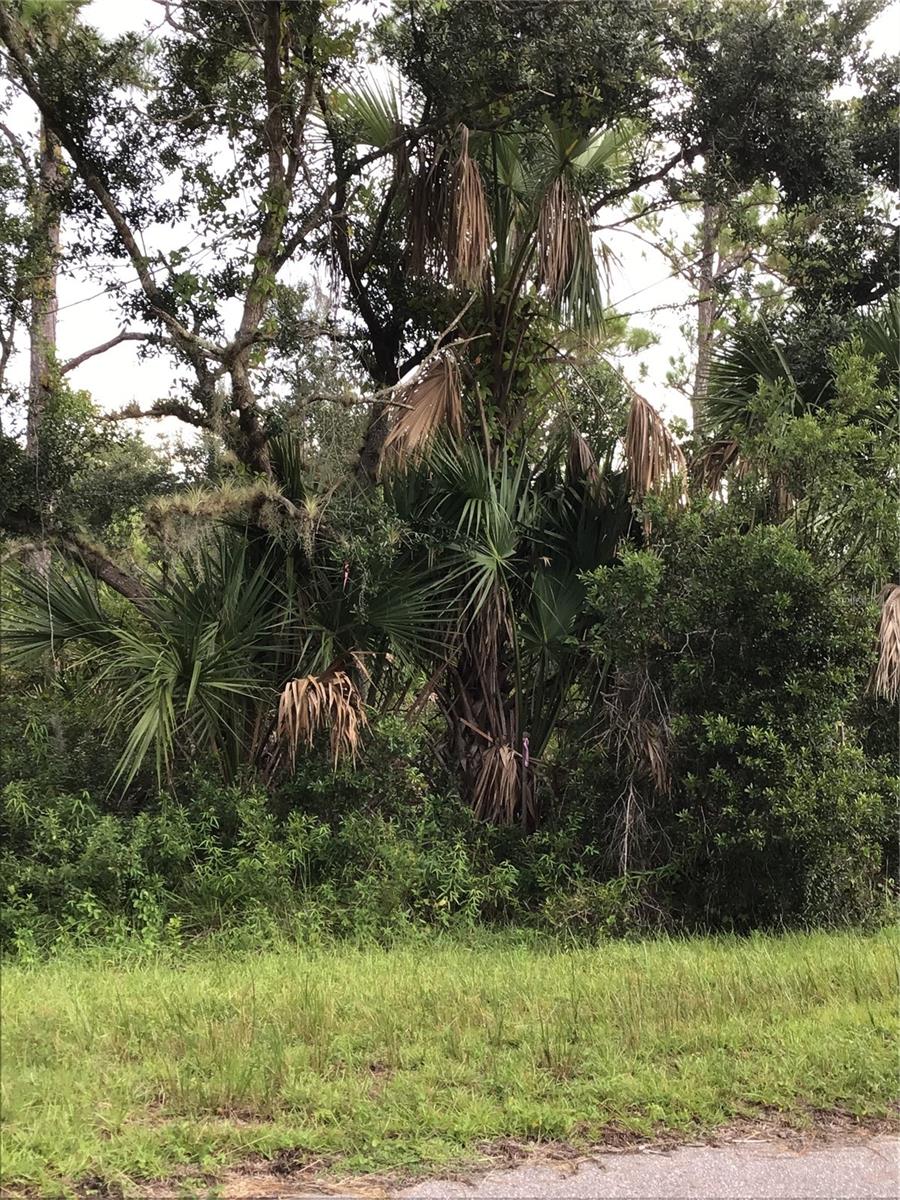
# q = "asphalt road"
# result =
<box><xmin>395</xmin><ymin>1137</ymin><xmax>899</xmax><ymax>1199</ymax></box>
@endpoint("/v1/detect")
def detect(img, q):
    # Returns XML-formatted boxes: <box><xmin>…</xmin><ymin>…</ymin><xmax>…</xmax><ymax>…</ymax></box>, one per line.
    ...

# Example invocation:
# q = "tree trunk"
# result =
<box><xmin>691</xmin><ymin>201</ymin><xmax>719</xmax><ymax>432</ymax></box>
<box><xmin>26</xmin><ymin>118</ymin><xmax>61</xmax><ymax>456</ymax></box>
<box><xmin>445</xmin><ymin>591</ymin><xmax>536</xmax><ymax>828</ymax></box>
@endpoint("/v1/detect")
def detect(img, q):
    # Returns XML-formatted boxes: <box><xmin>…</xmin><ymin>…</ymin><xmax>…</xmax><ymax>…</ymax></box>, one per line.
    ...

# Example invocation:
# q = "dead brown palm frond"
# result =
<box><xmin>537</xmin><ymin>173</ymin><xmax>589</xmax><ymax>298</ymax></box>
<box><xmin>625</xmin><ymin>392</ymin><xmax>686</xmax><ymax>504</ymax></box>
<box><xmin>872</xmin><ymin>584</ymin><xmax>900</xmax><ymax>703</ymax></box>
<box><xmin>406</xmin><ymin>138</ymin><xmax>450</xmax><ymax>277</ymax></box>
<box><xmin>691</xmin><ymin>437</ymin><xmax>741</xmax><ymax>496</ymax></box>
<box><xmin>566</xmin><ymin>428</ymin><xmax>603</xmax><ymax>493</ymax></box>
<box><xmin>602</xmin><ymin>667</ymin><xmax>671</xmax><ymax>873</ymax></box>
<box><xmin>381</xmin><ymin>353</ymin><xmax>463</xmax><ymax>468</ymax></box>
<box><xmin>447</xmin><ymin>126</ymin><xmax>491</xmax><ymax>288</ymax></box>
<box><xmin>277</xmin><ymin>670</ymin><xmax>368</xmax><ymax>769</ymax></box>
<box><xmin>472</xmin><ymin>741</ymin><xmax>519</xmax><ymax>825</ymax></box>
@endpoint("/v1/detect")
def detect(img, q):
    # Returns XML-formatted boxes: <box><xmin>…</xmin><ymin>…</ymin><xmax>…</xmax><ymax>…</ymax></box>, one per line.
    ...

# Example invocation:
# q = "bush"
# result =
<box><xmin>580</xmin><ymin>512</ymin><xmax>898</xmax><ymax>929</ymax></box>
<box><xmin>3</xmin><ymin>510</ymin><xmax>894</xmax><ymax>950</ymax></box>
<box><xmin>2</xmin><ymin>718</ymin><xmax>653</xmax><ymax>953</ymax></box>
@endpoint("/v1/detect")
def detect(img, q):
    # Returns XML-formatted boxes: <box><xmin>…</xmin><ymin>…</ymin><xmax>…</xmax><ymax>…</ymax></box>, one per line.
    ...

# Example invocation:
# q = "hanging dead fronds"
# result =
<box><xmin>872</xmin><ymin>584</ymin><xmax>900</xmax><ymax>703</ymax></box>
<box><xmin>277</xmin><ymin>670</ymin><xmax>367</xmax><ymax>769</ymax></box>
<box><xmin>472</xmin><ymin>741</ymin><xmax>520</xmax><ymax>825</ymax></box>
<box><xmin>603</xmin><ymin>667</ymin><xmax>672</xmax><ymax>874</ymax></box>
<box><xmin>538</xmin><ymin>174</ymin><xmax>576</xmax><ymax>297</ymax></box>
<box><xmin>381</xmin><ymin>353</ymin><xmax>463</xmax><ymax>468</ymax></box>
<box><xmin>566</xmin><ymin>428</ymin><xmax>603</xmax><ymax>494</ymax></box>
<box><xmin>625</xmin><ymin>392</ymin><xmax>686</xmax><ymax>504</ymax></box>
<box><xmin>406</xmin><ymin>138</ymin><xmax>450</xmax><ymax>277</ymax></box>
<box><xmin>537</xmin><ymin>174</ymin><xmax>594</xmax><ymax>297</ymax></box>
<box><xmin>447</xmin><ymin>126</ymin><xmax>491</xmax><ymax>288</ymax></box>
<box><xmin>691</xmin><ymin>437</ymin><xmax>741</xmax><ymax>496</ymax></box>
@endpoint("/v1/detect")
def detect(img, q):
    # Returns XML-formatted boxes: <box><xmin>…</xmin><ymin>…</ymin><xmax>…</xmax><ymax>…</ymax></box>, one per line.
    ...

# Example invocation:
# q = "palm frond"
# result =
<box><xmin>858</xmin><ymin>292</ymin><xmax>900</xmax><ymax>381</ymax></box>
<box><xmin>537</xmin><ymin>173</ymin><xmax>605</xmax><ymax>329</ymax></box>
<box><xmin>406</xmin><ymin>137</ymin><xmax>451</xmax><ymax>277</ymax></box>
<box><xmin>447</xmin><ymin>126</ymin><xmax>491</xmax><ymax>289</ymax></box>
<box><xmin>472</xmin><ymin>741</ymin><xmax>519</xmax><ymax>824</ymax></box>
<box><xmin>566</xmin><ymin>428</ymin><xmax>601</xmax><ymax>490</ymax></box>
<box><xmin>691</xmin><ymin>436</ymin><xmax>741</xmax><ymax>496</ymax></box>
<box><xmin>569</xmin><ymin>120</ymin><xmax>636</xmax><ymax>182</ymax></box>
<box><xmin>331</xmin><ymin>78</ymin><xmax>402</xmax><ymax>150</ymax></box>
<box><xmin>705</xmin><ymin>326</ymin><xmax>798</xmax><ymax>435</ymax></box>
<box><xmin>624</xmin><ymin>393</ymin><xmax>686</xmax><ymax>503</ymax></box>
<box><xmin>872</xmin><ymin>583</ymin><xmax>900</xmax><ymax>703</ymax></box>
<box><xmin>382</xmin><ymin>354</ymin><xmax>463</xmax><ymax>468</ymax></box>
<box><xmin>4</xmin><ymin>565</ymin><xmax>118</xmax><ymax>659</ymax></box>
<box><xmin>277</xmin><ymin>670</ymin><xmax>367</xmax><ymax>768</ymax></box>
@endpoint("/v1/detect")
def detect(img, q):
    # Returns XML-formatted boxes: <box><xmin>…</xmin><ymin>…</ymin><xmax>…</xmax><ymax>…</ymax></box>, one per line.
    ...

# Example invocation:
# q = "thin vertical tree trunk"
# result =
<box><xmin>691</xmin><ymin>201</ymin><xmax>719</xmax><ymax>432</ymax></box>
<box><xmin>26</xmin><ymin>118</ymin><xmax>61</xmax><ymax>456</ymax></box>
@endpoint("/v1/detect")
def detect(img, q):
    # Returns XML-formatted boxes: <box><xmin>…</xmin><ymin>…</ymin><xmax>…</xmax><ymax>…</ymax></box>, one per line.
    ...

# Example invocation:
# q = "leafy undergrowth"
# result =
<box><xmin>1</xmin><ymin>930</ymin><xmax>896</xmax><ymax>1197</ymax></box>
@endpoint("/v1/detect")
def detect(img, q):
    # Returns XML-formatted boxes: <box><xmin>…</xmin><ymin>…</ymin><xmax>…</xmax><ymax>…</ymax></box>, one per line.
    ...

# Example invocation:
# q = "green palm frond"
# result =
<box><xmin>569</xmin><ymin>120</ymin><xmax>637</xmax><ymax>183</ymax></box>
<box><xmin>858</xmin><ymin>292</ymin><xmax>900</xmax><ymax>383</ymax></box>
<box><xmin>363</xmin><ymin>568</ymin><xmax>454</xmax><ymax>665</ymax></box>
<box><xmin>705</xmin><ymin>324</ymin><xmax>799</xmax><ymax>435</ymax></box>
<box><xmin>331</xmin><ymin>77</ymin><xmax>404</xmax><ymax>149</ymax></box>
<box><xmin>4</xmin><ymin>566</ymin><xmax>119</xmax><ymax>660</ymax></box>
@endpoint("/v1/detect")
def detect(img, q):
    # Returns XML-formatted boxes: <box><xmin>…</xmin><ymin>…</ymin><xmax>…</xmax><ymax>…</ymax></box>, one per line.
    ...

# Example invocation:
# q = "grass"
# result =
<box><xmin>1</xmin><ymin>930</ymin><xmax>896</xmax><ymax>1197</ymax></box>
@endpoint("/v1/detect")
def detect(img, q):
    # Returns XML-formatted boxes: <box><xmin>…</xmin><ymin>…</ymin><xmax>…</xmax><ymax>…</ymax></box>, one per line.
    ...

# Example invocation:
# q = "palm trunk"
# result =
<box><xmin>26</xmin><ymin>118</ymin><xmax>61</xmax><ymax>456</ymax></box>
<box><xmin>447</xmin><ymin>591</ymin><xmax>536</xmax><ymax>828</ymax></box>
<box><xmin>691</xmin><ymin>201</ymin><xmax>719</xmax><ymax>432</ymax></box>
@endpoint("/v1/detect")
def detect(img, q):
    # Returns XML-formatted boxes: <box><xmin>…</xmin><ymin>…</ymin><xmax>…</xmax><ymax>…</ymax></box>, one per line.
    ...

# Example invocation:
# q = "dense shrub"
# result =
<box><xmin>580</xmin><ymin>512</ymin><xmax>897</xmax><ymax>929</ymax></box>
<box><xmin>2</xmin><ymin>717</ymin><xmax>664</xmax><ymax>953</ymax></box>
<box><xmin>2</xmin><ymin>511</ymin><xmax>895</xmax><ymax>951</ymax></box>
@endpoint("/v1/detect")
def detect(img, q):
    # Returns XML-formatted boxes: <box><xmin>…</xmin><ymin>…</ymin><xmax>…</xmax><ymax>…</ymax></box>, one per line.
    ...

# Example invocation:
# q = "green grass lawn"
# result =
<box><xmin>2</xmin><ymin>930</ymin><xmax>896</xmax><ymax>1197</ymax></box>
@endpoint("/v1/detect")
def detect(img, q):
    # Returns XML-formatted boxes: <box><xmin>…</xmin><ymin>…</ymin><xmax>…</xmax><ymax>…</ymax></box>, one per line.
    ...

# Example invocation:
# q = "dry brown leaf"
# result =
<box><xmin>472</xmin><ymin>742</ymin><xmax>520</xmax><ymax>825</ymax></box>
<box><xmin>566</xmin><ymin>428</ymin><xmax>604</xmax><ymax>496</ymax></box>
<box><xmin>448</xmin><ymin>126</ymin><xmax>491</xmax><ymax>288</ymax></box>
<box><xmin>277</xmin><ymin>670</ymin><xmax>368</xmax><ymax>769</ymax></box>
<box><xmin>873</xmin><ymin>584</ymin><xmax>900</xmax><ymax>703</ymax></box>
<box><xmin>691</xmin><ymin>437</ymin><xmax>741</xmax><ymax>496</ymax></box>
<box><xmin>625</xmin><ymin>392</ymin><xmax>686</xmax><ymax>504</ymax></box>
<box><xmin>537</xmin><ymin>174</ymin><xmax>592</xmax><ymax>299</ymax></box>
<box><xmin>406</xmin><ymin>138</ymin><xmax>450</xmax><ymax>277</ymax></box>
<box><xmin>381</xmin><ymin>354</ymin><xmax>463</xmax><ymax>468</ymax></box>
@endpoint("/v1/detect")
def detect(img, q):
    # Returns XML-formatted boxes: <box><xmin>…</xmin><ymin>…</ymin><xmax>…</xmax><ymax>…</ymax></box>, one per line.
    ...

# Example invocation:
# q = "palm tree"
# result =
<box><xmin>336</xmin><ymin>84</ymin><xmax>684</xmax><ymax>825</ymax></box>
<box><xmin>7</xmin><ymin>83</ymin><xmax>686</xmax><ymax>824</ymax></box>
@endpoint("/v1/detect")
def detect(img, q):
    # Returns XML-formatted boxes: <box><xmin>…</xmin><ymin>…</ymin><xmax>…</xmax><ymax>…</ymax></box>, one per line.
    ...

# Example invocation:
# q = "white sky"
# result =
<box><xmin>6</xmin><ymin>0</ymin><xmax>900</xmax><ymax>443</ymax></box>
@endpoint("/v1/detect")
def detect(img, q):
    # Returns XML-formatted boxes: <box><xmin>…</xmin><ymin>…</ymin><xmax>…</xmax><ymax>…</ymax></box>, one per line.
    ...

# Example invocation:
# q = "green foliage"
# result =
<box><xmin>2</xmin><ymin>0</ymin><xmax>897</xmax><ymax>951</ymax></box>
<box><xmin>582</xmin><ymin>513</ymin><xmax>897</xmax><ymax>928</ymax></box>
<box><xmin>0</xmin><ymin>380</ymin><xmax>172</xmax><ymax>546</ymax></box>
<box><xmin>0</xmin><ymin>719</ymin><xmax>581</xmax><ymax>950</ymax></box>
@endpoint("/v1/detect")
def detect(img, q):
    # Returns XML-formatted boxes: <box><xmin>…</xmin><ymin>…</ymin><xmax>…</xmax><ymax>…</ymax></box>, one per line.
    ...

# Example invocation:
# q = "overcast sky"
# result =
<box><xmin>6</xmin><ymin>0</ymin><xmax>899</xmax><ymax>445</ymax></box>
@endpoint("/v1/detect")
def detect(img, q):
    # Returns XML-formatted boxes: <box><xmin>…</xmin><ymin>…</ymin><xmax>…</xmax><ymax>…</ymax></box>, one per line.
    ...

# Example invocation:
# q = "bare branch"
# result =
<box><xmin>0</xmin><ymin>119</ymin><xmax>34</xmax><ymax>186</ymax></box>
<box><xmin>60</xmin><ymin>330</ymin><xmax>163</xmax><ymax>374</ymax></box>
<box><xmin>589</xmin><ymin>146</ymin><xmax>699</xmax><ymax>217</ymax></box>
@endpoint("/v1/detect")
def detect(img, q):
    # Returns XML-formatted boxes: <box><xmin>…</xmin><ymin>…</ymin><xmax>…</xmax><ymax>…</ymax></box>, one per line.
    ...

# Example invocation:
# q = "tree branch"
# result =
<box><xmin>2</xmin><ymin>514</ymin><xmax>153</xmax><ymax>614</ymax></box>
<box><xmin>60</xmin><ymin>330</ymin><xmax>163</xmax><ymax>374</ymax></box>
<box><xmin>100</xmin><ymin>398</ymin><xmax>215</xmax><ymax>429</ymax></box>
<box><xmin>0</xmin><ymin>119</ymin><xmax>35</xmax><ymax>186</ymax></box>
<box><xmin>0</xmin><ymin>7</ymin><xmax>223</xmax><ymax>366</ymax></box>
<box><xmin>589</xmin><ymin>145</ymin><xmax>699</xmax><ymax>217</ymax></box>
